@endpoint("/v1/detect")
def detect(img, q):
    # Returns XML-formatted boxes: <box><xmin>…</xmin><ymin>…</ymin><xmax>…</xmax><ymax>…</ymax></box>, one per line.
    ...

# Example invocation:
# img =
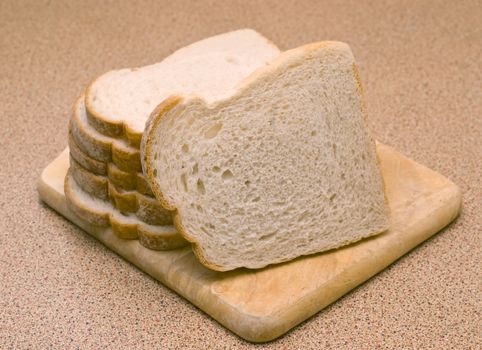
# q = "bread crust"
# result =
<box><xmin>137</xmin><ymin>225</ymin><xmax>184</xmax><ymax>251</ymax></box>
<box><xmin>64</xmin><ymin>171</ymin><xmax>187</xmax><ymax>248</ymax></box>
<box><xmin>85</xmin><ymin>90</ymin><xmax>142</xmax><ymax>147</ymax></box>
<box><xmin>65</xmin><ymin>169</ymin><xmax>110</xmax><ymax>226</ymax></box>
<box><xmin>70</xmin><ymin>95</ymin><xmax>142</xmax><ymax>173</ymax></box>
<box><xmin>108</xmin><ymin>182</ymin><xmax>172</xmax><ymax>225</ymax></box>
<box><xmin>142</xmin><ymin>41</ymin><xmax>390</xmax><ymax>271</ymax></box>
<box><xmin>352</xmin><ymin>63</ymin><xmax>390</xmax><ymax>212</ymax></box>
<box><xmin>70</xmin><ymin>155</ymin><xmax>109</xmax><ymax>199</ymax></box>
<box><xmin>107</xmin><ymin>161</ymin><xmax>153</xmax><ymax>196</ymax></box>
<box><xmin>68</xmin><ymin>132</ymin><xmax>107</xmax><ymax>175</ymax></box>
<box><xmin>69</xmin><ymin>131</ymin><xmax>153</xmax><ymax>195</ymax></box>
<box><xmin>70</xmin><ymin>153</ymin><xmax>171</xmax><ymax>225</ymax></box>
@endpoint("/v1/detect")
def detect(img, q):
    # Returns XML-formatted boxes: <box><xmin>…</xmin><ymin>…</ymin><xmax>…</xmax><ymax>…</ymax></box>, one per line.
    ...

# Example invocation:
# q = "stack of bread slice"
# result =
<box><xmin>65</xmin><ymin>29</ymin><xmax>281</xmax><ymax>251</ymax></box>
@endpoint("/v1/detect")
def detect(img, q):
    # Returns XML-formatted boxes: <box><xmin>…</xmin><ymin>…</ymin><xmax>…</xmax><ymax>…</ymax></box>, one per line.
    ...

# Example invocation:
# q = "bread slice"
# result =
<box><xmin>107</xmin><ymin>161</ymin><xmax>153</xmax><ymax>196</ymax></box>
<box><xmin>65</xmin><ymin>171</ymin><xmax>186</xmax><ymax>249</ymax></box>
<box><xmin>69</xmin><ymin>155</ymin><xmax>171</xmax><ymax>225</ymax></box>
<box><xmin>107</xmin><ymin>181</ymin><xmax>172</xmax><ymax>225</ymax></box>
<box><xmin>70</xmin><ymin>155</ymin><xmax>108</xmax><ymax>199</ymax></box>
<box><xmin>69</xmin><ymin>132</ymin><xmax>153</xmax><ymax>195</ymax></box>
<box><xmin>70</xmin><ymin>97</ymin><xmax>142</xmax><ymax>173</ymax></box>
<box><xmin>85</xmin><ymin>29</ymin><xmax>280</xmax><ymax>146</ymax></box>
<box><xmin>68</xmin><ymin>131</ymin><xmax>107</xmax><ymax>175</ymax></box>
<box><xmin>142</xmin><ymin>41</ymin><xmax>390</xmax><ymax>271</ymax></box>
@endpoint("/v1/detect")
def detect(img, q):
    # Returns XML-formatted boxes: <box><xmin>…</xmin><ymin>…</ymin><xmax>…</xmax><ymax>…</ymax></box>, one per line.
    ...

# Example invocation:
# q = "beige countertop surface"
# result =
<box><xmin>1</xmin><ymin>0</ymin><xmax>480</xmax><ymax>348</ymax></box>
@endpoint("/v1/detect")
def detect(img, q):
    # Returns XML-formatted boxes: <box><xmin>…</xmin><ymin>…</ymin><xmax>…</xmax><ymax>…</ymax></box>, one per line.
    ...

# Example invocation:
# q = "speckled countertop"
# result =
<box><xmin>1</xmin><ymin>0</ymin><xmax>480</xmax><ymax>348</ymax></box>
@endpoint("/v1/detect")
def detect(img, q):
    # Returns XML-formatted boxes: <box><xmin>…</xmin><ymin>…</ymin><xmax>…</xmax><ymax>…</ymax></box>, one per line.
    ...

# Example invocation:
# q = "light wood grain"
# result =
<box><xmin>37</xmin><ymin>143</ymin><xmax>461</xmax><ymax>342</ymax></box>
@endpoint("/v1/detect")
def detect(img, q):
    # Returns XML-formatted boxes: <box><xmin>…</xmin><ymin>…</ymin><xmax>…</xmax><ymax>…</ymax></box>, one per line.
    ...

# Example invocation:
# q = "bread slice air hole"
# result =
<box><xmin>181</xmin><ymin>174</ymin><xmax>188</xmax><ymax>191</ymax></box>
<box><xmin>259</xmin><ymin>231</ymin><xmax>276</xmax><ymax>241</ymax></box>
<box><xmin>212</xmin><ymin>166</ymin><xmax>221</xmax><ymax>172</ymax></box>
<box><xmin>221</xmin><ymin>169</ymin><xmax>233</xmax><ymax>180</ymax></box>
<box><xmin>192</xmin><ymin>163</ymin><xmax>198</xmax><ymax>175</ymax></box>
<box><xmin>182</xmin><ymin>144</ymin><xmax>189</xmax><ymax>153</ymax></box>
<box><xmin>298</xmin><ymin>211</ymin><xmax>309</xmax><ymax>221</ymax></box>
<box><xmin>197</xmin><ymin>178</ymin><xmax>206</xmax><ymax>194</ymax></box>
<box><xmin>225</xmin><ymin>56</ymin><xmax>238</xmax><ymax>64</ymax></box>
<box><xmin>153</xmin><ymin>168</ymin><xmax>158</xmax><ymax>177</ymax></box>
<box><xmin>204</xmin><ymin>123</ymin><xmax>223</xmax><ymax>139</ymax></box>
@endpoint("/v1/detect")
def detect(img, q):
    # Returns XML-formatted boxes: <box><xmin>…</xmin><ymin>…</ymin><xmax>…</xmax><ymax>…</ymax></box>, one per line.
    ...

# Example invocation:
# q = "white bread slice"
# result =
<box><xmin>85</xmin><ymin>29</ymin><xmax>280</xmax><ymax>146</ymax></box>
<box><xmin>69</xmin><ymin>155</ymin><xmax>108</xmax><ymax>199</ymax></box>
<box><xmin>107</xmin><ymin>162</ymin><xmax>153</xmax><ymax>196</ymax></box>
<box><xmin>69</xmin><ymin>156</ymin><xmax>171</xmax><ymax>225</ymax></box>
<box><xmin>70</xmin><ymin>97</ymin><xmax>142</xmax><ymax>173</ymax></box>
<box><xmin>65</xmin><ymin>171</ymin><xmax>186</xmax><ymax>249</ymax></box>
<box><xmin>142</xmin><ymin>41</ymin><xmax>390</xmax><ymax>271</ymax></box>
<box><xmin>68</xmin><ymin>131</ymin><xmax>107</xmax><ymax>175</ymax></box>
<box><xmin>107</xmin><ymin>181</ymin><xmax>172</xmax><ymax>225</ymax></box>
<box><xmin>69</xmin><ymin>132</ymin><xmax>153</xmax><ymax>195</ymax></box>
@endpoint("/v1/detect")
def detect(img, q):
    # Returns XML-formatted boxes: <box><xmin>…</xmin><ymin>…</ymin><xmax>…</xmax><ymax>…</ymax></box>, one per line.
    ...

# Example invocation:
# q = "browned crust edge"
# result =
<box><xmin>352</xmin><ymin>63</ymin><xmax>391</xmax><ymax>217</ymax></box>
<box><xmin>69</xmin><ymin>130</ymin><xmax>153</xmax><ymax>196</ymax></box>
<box><xmin>68</xmin><ymin>131</ymin><xmax>107</xmax><ymax>175</ymax></box>
<box><xmin>72</xmin><ymin>95</ymin><xmax>142</xmax><ymax>172</ymax></box>
<box><xmin>69</xmin><ymin>151</ymin><xmax>170</xmax><ymax>225</ymax></box>
<box><xmin>83</xmin><ymin>76</ymin><xmax>128</xmax><ymax>141</ymax></box>
<box><xmin>64</xmin><ymin>170</ymin><xmax>186</xmax><ymax>247</ymax></box>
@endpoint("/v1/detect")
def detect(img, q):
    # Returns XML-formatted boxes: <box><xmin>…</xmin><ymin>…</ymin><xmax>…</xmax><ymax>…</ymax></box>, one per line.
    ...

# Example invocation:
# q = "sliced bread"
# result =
<box><xmin>107</xmin><ymin>162</ymin><xmax>153</xmax><ymax>196</ymax></box>
<box><xmin>69</xmin><ymin>133</ymin><xmax>153</xmax><ymax>195</ymax></box>
<box><xmin>68</xmin><ymin>131</ymin><xmax>107</xmax><ymax>175</ymax></box>
<box><xmin>107</xmin><ymin>181</ymin><xmax>172</xmax><ymax>225</ymax></box>
<box><xmin>70</xmin><ymin>97</ymin><xmax>142</xmax><ymax>173</ymax></box>
<box><xmin>85</xmin><ymin>29</ymin><xmax>280</xmax><ymax>146</ymax></box>
<box><xmin>65</xmin><ymin>171</ymin><xmax>186</xmax><ymax>249</ymax></box>
<box><xmin>69</xmin><ymin>155</ymin><xmax>108</xmax><ymax>199</ymax></box>
<box><xmin>142</xmin><ymin>41</ymin><xmax>390</xmax><ymax>271</ymax></box>
<box><xmin>69</xmin><ymin>156</ymin><xmax>170</xmax><ymax>225</ymax></box>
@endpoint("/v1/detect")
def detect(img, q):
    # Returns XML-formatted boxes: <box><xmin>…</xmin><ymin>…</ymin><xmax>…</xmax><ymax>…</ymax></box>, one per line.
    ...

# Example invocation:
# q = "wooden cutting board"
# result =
<box><xmin>37</xmin><ymin>143</ymin><xmax>461</xmax><ymax>342</ymax></box>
